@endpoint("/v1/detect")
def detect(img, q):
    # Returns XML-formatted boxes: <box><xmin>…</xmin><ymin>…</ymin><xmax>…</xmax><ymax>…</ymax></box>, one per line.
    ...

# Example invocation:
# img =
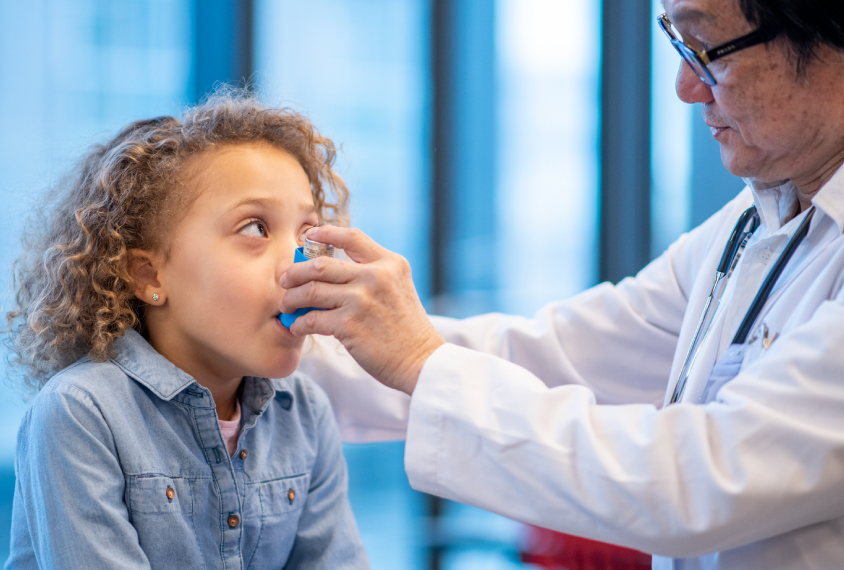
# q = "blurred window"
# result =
<box><xmin>0</xmin><ymin>0</ymin><xmax>192</xmax><ymax>463</ymax></box>
<box><xmin>650</xmin><ymin>0</ymin><xmax>692</xmax><ymax>256</ymax></box>
<box><xmin>254</xmin><ymin>0</ymin><xmax>432</xmax><ymax>300</ymax></box>
<box><xmin>495</xmin><ymin>0</ymin><xmax>601</xmax><ymax>316</ymax></box>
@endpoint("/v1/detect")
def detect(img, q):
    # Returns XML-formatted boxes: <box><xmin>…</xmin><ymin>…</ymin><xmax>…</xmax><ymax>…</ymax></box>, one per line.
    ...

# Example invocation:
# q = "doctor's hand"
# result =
<box><xmin>280</xmin><ymin>226</ymin><xmax>445</xmax><ymax>395</ymax></box>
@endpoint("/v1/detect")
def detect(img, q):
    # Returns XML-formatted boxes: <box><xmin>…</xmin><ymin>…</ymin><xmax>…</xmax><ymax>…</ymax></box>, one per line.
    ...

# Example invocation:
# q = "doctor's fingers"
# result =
<box><xmin>281</xmin><ymin>255</ymin><xmax>356</xmax><ymax>290</ymax></box>
<box><xmin>280</xmin><ymin>280</ymin><xmax>359</xmax><ymax>315</ymax></box>
<box><xmin>284</xmin><ymin>250</ymin><xmax>415</xmax><ymax>307</ymax></box>
<box><xmin>288</xmin><ymin>304</ymin><xmax>356</xmax><ymax>339</ymax></box>
<box><xmin>288</xmin><ymin>292</ymin><xmax>445</xmax><ymax>394</ymax></box>
<box><xmin>305</xmin><ymin>226</ymin><xmax>386</xmax><ymax>264</ymax></box>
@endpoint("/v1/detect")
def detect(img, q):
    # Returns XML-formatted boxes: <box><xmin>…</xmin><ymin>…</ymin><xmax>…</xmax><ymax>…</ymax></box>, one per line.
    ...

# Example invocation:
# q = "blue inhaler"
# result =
<box><xmin>279</xmin><ymin>237</ymin><xmax>335</xmax><ymax>328</ymax></box>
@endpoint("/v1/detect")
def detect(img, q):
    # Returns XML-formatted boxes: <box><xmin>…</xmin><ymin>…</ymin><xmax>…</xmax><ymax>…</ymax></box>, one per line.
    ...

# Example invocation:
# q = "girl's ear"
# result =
<box><xmin>129</xmin><ymin>249</ymin><xmax>166</xmax><ymax>305</ymax></box>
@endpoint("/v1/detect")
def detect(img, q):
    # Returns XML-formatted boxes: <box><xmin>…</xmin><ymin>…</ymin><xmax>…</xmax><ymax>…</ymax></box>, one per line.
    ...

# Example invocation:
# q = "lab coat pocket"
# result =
<box><xmin>124</xmin><ymin>475</ymin><xmax>204</xmax><ymax>567</ymax></box>
<box><xmin>699</xmin><ymin>343</ymin><xmax>746</xmax><ymax>404</ymax></box>
<box><xmin>245</xmin><ymin>473</ymin><xmax>310</xmax><ymax>569</ymax></box>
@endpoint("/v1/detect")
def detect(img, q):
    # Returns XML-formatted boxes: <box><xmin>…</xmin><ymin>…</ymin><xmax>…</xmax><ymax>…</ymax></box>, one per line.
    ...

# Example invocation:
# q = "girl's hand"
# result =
<box><xmin>280</xmin><ymin>226</ymin><xmax>445</xmax><ymax>395</ymax></box>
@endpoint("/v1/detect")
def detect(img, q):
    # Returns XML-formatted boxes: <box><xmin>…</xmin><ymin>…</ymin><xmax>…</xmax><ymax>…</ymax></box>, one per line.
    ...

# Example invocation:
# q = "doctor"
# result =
<box><xmin>282</xmin><ymin>0</ymin><xmax>844</xmax><ymax>568</ymax></box>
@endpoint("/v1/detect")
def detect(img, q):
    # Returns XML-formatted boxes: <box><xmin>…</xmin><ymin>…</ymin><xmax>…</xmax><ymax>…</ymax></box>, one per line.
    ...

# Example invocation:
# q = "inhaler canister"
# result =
<box><xmin>302</xmin><ymin>237</ymin><xmax>335</xmax><ymax>260</ymax></box>
<box><xmin>279</xmin><ymin>237</ymin><xmax>334</xmax><ymax>329</ymax></box>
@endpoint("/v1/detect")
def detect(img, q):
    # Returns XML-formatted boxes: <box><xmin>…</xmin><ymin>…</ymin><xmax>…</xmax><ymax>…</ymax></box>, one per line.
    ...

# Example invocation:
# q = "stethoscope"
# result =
<box><xmin>669</xmin><ymin>204</ymin><xmax>816</xmax><ymax>404</ymax></box>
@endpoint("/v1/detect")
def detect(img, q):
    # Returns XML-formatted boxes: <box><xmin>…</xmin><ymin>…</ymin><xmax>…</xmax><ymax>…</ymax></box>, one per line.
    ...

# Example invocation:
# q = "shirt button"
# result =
<box><xmin>227</xmin><ymin>514</ymin><xmax>240</xmax><ymax>528</ymax></box>
<box><xmin>166</xmin><ymin>487</ymin><xmax>175</xmax><ymax>501</ymax></box>
<box><xmin>287</xmin><ymin>488</ymin><xmax>296</xmax><ymax>503</ymax></box>
<box><xmin>239</xmin><ymin>449</ymin><xmax>248</xmax><ymax>460</ymax></box>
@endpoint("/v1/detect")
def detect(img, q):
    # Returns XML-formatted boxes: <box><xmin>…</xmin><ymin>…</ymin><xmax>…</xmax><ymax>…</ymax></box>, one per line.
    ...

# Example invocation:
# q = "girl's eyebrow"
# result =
<box><xmin>298</xmin><ymin>202</ymin><xmax>318</xmax><ymax>215</ymax></box>
<box><xmin>228</xmin><ymin>197</ymin><xmax>317</xmax><ymax>216</ymax></box>
<box><xmin>229</xmin><ymin>197</ymin><xmax>281</xmax><ymax>211</ymax></box>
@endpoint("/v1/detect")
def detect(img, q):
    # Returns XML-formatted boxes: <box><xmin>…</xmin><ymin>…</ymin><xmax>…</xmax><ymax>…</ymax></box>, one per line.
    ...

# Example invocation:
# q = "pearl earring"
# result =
<box><xmin>152</xmin><ymin>293</ymin><xmax>160</xmax><ymax>302</ymax></box>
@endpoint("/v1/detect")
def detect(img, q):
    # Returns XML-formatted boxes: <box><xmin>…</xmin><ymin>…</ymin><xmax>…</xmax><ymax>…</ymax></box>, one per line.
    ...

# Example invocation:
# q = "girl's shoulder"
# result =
<box><xmin>19</xmin><ymin>356</ymin><xmax>145</xmax><ymax>459</ymax></box>
<box><xmin>36</xmin><ymin>355</ymin><xmax>134</xmax><ymax>404</ymax></box>
<box><xmin>26</xmin><ymin>356</ymin><xmax>141</xmax><ymax>427</ymax></box>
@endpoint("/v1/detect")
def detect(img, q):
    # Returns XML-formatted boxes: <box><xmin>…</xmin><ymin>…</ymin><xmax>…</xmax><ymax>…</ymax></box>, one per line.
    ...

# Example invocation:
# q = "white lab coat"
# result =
<box><xmin>300</xmin><ymin>165</ymin><xmax>844</xmax><ymax>569</ymax></box>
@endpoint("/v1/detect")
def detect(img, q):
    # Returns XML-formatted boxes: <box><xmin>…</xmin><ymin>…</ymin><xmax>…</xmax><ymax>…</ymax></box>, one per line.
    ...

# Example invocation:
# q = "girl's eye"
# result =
<box><xmin>239</xmin><ymin>220</ymin><xmax>268</xmax><ymax>238</ymax></box>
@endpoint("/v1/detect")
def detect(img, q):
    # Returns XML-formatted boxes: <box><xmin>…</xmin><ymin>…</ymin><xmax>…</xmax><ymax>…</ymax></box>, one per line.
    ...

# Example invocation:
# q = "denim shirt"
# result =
<box><xmin>5</xmin><ymin>330</ymin><xmax>369</xmax><ymax>570</ymax></box>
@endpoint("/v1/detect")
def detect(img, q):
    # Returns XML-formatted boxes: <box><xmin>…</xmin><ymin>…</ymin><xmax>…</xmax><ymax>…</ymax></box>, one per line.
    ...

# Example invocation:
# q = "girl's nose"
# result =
<box><xmin>277</xmin><ymin>244</ymin><xmax>299</xmax><ymax>287</ymax></box>
<box><xmin>675</xmin><ymin>61</ymin><xmax>715</xmax><ymax>104</ymax></box>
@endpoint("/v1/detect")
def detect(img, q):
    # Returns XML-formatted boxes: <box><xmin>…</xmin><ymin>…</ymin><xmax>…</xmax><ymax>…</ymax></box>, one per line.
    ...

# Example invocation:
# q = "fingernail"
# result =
<box><xmin>280</xmin><ymin>273</ymin><xmax>287</xmax><ymax>287</ymax></box>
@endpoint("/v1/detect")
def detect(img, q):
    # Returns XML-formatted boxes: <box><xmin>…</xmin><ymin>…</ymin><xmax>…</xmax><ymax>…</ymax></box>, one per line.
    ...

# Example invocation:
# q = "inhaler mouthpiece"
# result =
<box><xmin>303</xmin><ymin>237</ymin><xmax>334</xmax><ymax>260</ymax></box>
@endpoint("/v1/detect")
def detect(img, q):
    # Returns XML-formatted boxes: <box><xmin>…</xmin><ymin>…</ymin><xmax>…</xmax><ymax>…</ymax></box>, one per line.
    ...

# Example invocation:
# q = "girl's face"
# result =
<box><xmin>141</xmin><ymin>143</ymin><xmax>319</xmax><ymax>385</ymax></box>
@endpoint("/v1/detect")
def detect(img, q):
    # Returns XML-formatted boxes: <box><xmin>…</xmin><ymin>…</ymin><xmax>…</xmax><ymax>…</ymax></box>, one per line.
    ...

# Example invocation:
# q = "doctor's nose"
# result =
<box><xmin>675</xmin><ymin>60</ymin><xmax>714</xmax><ymax>105</ymax></box>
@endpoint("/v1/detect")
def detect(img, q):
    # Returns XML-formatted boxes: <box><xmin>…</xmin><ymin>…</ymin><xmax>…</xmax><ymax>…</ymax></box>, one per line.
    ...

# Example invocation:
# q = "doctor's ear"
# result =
<box><xmin>128</xmin><ymin>249</ymin><xmax>166</xmax><ymax>305</ymax></box>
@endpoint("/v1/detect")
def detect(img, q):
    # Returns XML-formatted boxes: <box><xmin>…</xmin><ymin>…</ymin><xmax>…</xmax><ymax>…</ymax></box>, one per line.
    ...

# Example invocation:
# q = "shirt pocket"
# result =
<box><xmin>125</xmin><ymin>475</ymin><xmax>192</xmax><ymax>514</ymax></box>
<box><xmin>124</xmin><ymin>475</ymin><xmax>205</xmax><ymax>568</ymax></box>
<box><xmin>245</xmin><ymin>473</ymin><xmax>310</xmax><ymax>569</ymax></box>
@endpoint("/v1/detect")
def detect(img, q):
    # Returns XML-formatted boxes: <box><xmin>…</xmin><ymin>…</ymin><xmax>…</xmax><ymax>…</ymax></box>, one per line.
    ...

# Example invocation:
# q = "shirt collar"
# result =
<box><xmin>745</xmin><ymin>178</ymin><xmax>799</xmax><ymax>232</ymax></box>
<box><xmin>111</xmin><ymin>329</ymin><xmax>294</xmax><ymax>412</ymax></box>
<box><xmin>809</xmin><ymin>161</ymin><xmax>844</xmax><ymax>233</ymax></box>
<box><xmin>111</xmin><ymin>329</ymin><xmax>196</xmax><ymax>400</ymax></box>
<box><xmin>745</xmin><ymin>161</ymin><xmax>844</xmax><ymax>234</ymax></box>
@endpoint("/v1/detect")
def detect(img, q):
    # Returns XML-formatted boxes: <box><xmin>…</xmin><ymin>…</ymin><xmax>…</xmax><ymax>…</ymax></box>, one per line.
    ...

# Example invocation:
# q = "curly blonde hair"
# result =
<box><xmin>5</xmin><ymin>91</ymin><xmax>349</xmax><ymax>392</ymax></box>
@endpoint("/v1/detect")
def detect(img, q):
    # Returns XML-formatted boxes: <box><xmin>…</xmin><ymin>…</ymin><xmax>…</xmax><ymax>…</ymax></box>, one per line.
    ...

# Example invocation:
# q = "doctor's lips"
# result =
<box><xmin>708</xmin><ymin>124</ymin><xmax>730</xmax><ymax>138</ymax></box>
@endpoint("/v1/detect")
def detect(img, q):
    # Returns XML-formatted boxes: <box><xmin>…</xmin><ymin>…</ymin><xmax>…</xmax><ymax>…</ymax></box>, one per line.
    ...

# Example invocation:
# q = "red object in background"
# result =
<box><xmin>520</xmin><ymin>526</ymin><xmax>651</xmax><ymax>570</ymax></box>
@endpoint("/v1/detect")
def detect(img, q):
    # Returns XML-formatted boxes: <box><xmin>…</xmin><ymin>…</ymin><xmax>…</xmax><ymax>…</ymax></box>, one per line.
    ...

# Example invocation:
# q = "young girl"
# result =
<box><xmin>4</xmin><ymin>94</ymin><xmax>369</xmax><ymax>569</ymax></box>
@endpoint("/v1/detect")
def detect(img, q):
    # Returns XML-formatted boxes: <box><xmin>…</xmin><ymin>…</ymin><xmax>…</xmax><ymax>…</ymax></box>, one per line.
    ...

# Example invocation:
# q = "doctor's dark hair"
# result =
<box><xmin>739</xmin><ymin>0</ymin><xmax>844</xmax><ymax>72</ymax></box>
<box><xmin>5</xmin><ymin>90</ymin><xmax>349</xmax><ymax>392</ymax></box>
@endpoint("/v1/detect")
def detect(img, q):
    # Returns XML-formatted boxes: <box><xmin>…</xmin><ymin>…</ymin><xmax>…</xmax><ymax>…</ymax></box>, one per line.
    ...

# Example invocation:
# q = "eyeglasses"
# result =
<box><xmin>658</xmin><ymin>13</ymin><xmax>779</xmax><ymax>85</ymax></box>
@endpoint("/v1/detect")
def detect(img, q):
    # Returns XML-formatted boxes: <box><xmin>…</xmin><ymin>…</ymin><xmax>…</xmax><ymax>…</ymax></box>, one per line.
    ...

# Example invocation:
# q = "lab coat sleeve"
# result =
<box><xmin>302</xmin><ymin>191</ymin><xmax>750</xmax><ymax>442</ymax></box>
<box><xmin>405</xmin><ymin>288</ymin><xmax>844</xmax><ymax>557</ymax></box>
<box><xmin>298</xmin><ymin>337</ymin><xmax>412</xmax><ymax>443</ymax></box>
<box><xmin>300</xmin><ymin>246</ymin><xmax>691</xmax><ymax>440</ymax></box>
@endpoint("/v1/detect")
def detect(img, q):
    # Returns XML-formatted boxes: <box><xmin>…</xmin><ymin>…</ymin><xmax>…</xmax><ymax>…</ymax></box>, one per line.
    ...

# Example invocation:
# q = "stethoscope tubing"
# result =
<box><xmin>669</xmin><ymin>206</ymin><xmax>759</xmax><ymax>404</ymax></box>
<box><xmin>731</xmin><ymin>206</ymin><xmax>815</xmax><ymax>344</ymax></box>
<box><xmin>668</xmin><ymin>204</ymin><xmax>815</xmax><ymax>404</ymax></box>
<box><xmin>718</xmin><ymin>206</ymin><xmax>760</xmax><ymax>274</ymax></box>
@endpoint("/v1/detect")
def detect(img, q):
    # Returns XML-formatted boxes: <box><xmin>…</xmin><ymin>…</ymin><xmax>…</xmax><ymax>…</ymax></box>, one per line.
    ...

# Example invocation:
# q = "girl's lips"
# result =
<box><xmin>273</xmin><ymin>315</ymin><xmax>296</xmax><ymax>337</ymax></box>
